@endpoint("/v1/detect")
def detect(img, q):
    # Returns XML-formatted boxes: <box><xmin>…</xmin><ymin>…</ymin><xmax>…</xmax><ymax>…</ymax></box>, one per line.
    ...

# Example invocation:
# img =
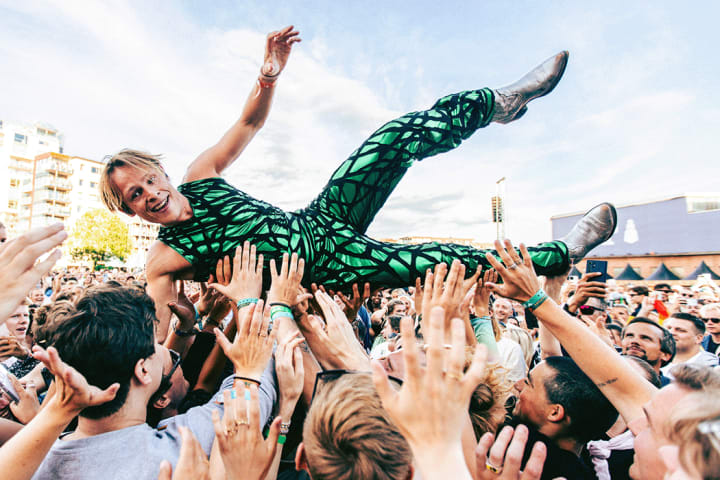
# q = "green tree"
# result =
<box><xmin>69</xmin><ymin>209</ymin><xmax>132</xmax><ymax>269</ymax></box>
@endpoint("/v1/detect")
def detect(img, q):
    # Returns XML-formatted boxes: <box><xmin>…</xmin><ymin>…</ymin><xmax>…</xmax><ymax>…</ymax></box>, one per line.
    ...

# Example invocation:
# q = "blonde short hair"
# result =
<box><xmin>667</xmin><ymin>391</ymin><xmax>720</xmax><ymax>479</ymax></box>
<box><xmin>303</xmin><ymin>374</ymin><xmax>412</xmax><ymax>480</ymax></box>
<box><xmin>99</xmin><ymin>149</ymin><xmax>165</xmax><ymax>214</ymax></box>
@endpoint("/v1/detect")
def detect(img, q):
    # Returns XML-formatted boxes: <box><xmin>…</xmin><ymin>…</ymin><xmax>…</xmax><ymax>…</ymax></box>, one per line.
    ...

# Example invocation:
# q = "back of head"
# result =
<box><xmin>666</xmin><ymin>388</ymin><xmax>720</xmax><ymax>479</ymax></box>
<box><xmin>303</xmin><ymin>374</ymin><xmax>412</xmax><ymax>480</ymax></box>
<box><xmin>543</xmin><ymin>356</ymin><xmax>618</xmax><ymax>443</ymax></box>
<box><xmin>48</xmin><ymin>285</ymin><xmax>157</xmax><ymax>419</ymax></box>
<box><xmin>503</xmin><ymin>325</ymin><xmax>534</xmax><ymax>367</ymax></box>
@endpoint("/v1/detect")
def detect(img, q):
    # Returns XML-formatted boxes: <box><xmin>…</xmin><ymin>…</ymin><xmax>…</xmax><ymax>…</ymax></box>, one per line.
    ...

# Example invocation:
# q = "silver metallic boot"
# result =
<box><xmin>493</xmin><ymin>51</ymin><xmax>569</xmax><ymax>124</ymax></box>
<box><xmin>559</xmin><ymin>203</ymin><xmax>617</xmax><ymax>264</ymax></box>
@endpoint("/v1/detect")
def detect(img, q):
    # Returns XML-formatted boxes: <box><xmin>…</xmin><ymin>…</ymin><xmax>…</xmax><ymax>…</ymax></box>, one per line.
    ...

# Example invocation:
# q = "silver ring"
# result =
<box><xmin>508</xmin><ymin>263</ymin><xmax>518</xmax><ymax>270</ymax></box>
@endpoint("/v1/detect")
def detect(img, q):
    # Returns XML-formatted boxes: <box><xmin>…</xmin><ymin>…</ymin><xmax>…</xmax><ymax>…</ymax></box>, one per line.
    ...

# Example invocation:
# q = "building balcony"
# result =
<box><xmin>34</xmin><ymin>191</ymin><xmax>71</xmax><ymax>203</ymax></box>
<box><xmin>8</xmin><ymin>159</ymin><xmax>33</xmax><ymax>172</ymax></box>
<box><xmin>33</xmin><ymin>178</ymin><xmax>73</xmax><ymax>191</ymax></box>
<box><xmin>31</xmin><ymin>204</ymin><xmax>72</xmax><ymax>217</ymax></box>
<box><xmin>39</xmin><ymin>161</ymin><xmax>73</xmax><ymax>176</ymax></box>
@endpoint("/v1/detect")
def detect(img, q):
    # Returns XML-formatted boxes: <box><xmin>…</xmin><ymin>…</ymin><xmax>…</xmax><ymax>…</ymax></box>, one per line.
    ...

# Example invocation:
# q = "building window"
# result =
<box><xmin>79</xmin><ymin>179</ymin><xmax>84</xmax><ymax>186</ymax></box>
<box><xmin>91</xmin><ymin>167</ymin><xmax>99</xmax><ymax>174</ymax></box>
<box><xmin>687</xmin><ymin>197</ymin><xmax>720</xmax><ymax>213</ymax></box>
<box><xmin>9</xmin><ymin>179</ymin><xmax>19</xmax><ymax>188</ymax></box>
<box><xmin>14</xmin><ymin>133</ymin><xmax>26</xmax><ymax>144</ymax></box>
<box><xmin>8</xmin><ymin>200</ymin><xmax>17</xmax><ymax>209</ymax></box>
<box><xmin>90</xmin><ymin>181</ymin><xmax>97</xmax><ymax>188</ymax></box>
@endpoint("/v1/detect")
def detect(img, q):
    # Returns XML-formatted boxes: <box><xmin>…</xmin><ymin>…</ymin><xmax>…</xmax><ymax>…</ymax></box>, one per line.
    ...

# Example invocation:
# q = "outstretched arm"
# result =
<box><xmin>484</xmin><ymin>240</ymin><xmax>657</xmax><ymax>426</ymax></box>
<box><xmin>185</xmin><ymin>26</ymin><xmax>301</xmax><ymax>182</ymax></box>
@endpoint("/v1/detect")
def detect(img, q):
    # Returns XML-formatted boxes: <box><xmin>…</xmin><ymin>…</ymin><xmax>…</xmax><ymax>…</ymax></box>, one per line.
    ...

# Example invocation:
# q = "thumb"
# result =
<box><xmin>157</xmin><ymin>460</ymin><xmax>172</xmax><ymax>480</ymax></box>
<box><xmin>370</xmin><ymin>360</ymin><xmax>395</xmax><ymax>405</ymax></box>
<box><xmin>266</xmin><ymin>416</ymin><xmax>282</xmax><ymax>454</ymax></box>
<box><xmin>92</xmin><ymin>383</ymin><xmax>120</xmax><ymax>406</ymax></box>
<box><xmin>7</xmin><ymin>374</ymin><xmax>26</xmax><ymax>398</ymax></box>
<box><xmin>208</xmin><ymin>283</ymin><xmax>229</xmax><ymax>298</ymax></box>
<box><xmin>214</xmin><ymin>327</ymin><xmax>233</xmax><ymax>354</ymax></box>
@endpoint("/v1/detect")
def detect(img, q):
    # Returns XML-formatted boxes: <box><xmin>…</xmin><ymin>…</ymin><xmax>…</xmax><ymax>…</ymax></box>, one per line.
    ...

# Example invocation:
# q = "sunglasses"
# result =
<box><xmin>311</xmin><ymin>369</ymin><xmax>403</xmax><ymax>401</ymax></box>
<box><xmin>579</xmin><ymin>305</ymin><xmax>600</xmax><ymax>315</ymax></box>
<box><xmin>703</xmin><ymin>318</ymin><xmax>720</xmax><ymax>325</ymax></box>
<box><xmin>153</xmin><ymin>349</ymin><xmax>182</xmax><ymax>399</ymax></box>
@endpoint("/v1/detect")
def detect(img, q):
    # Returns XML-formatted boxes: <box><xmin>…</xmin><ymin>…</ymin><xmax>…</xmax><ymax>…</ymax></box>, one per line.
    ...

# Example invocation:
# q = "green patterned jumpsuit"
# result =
<box><xmin>158</xmin><ymin>88</ymin><xmax>569</xmax><ymax>289</ymax></box>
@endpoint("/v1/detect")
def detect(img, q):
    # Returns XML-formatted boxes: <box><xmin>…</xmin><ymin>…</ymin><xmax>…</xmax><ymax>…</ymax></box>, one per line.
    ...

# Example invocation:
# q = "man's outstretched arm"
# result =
<box><xmin>185</xmin><ymin>26</ymin><xmax>301</xmax><ymax>182</ymax></box>
<box><xmin>485</xmin><ymin>240</ymin><xmax>657</xmax><ymax>426</ymax></box>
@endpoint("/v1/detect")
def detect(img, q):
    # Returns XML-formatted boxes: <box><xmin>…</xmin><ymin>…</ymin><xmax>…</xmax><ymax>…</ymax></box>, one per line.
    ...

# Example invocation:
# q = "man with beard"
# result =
<box><xmin>620</xmin><ymin>318</ymin><xmax>675</xmax><ymax>385</ymax></box>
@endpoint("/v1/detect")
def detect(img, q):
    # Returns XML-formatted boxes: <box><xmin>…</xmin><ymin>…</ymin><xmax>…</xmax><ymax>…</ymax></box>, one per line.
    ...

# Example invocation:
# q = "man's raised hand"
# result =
<box><xmin>0</xmin><ymin>223</ymin><xmax>66</xmax><ymax>323</ymax></box>
<box><xmin>261</xmin><ymin>26</ymin><xmax>301</xmax><ymax>78</ymax></box>
<box><xmin>209</xmin><ymin>242</ymin><xmax>263</xmax><ymax>305</ymax></box>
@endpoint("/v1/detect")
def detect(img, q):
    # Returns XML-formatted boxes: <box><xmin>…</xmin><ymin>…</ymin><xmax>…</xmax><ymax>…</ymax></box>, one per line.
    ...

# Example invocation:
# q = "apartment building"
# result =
<box><xmin>0</xmin><ymin>120</ymin><xmax>63</xmax><ymax>235</ymax></box>
<box><xmin>1</xmin><ymin>119</ymin><xmax>158</xmax><ymax>266</ymax></box>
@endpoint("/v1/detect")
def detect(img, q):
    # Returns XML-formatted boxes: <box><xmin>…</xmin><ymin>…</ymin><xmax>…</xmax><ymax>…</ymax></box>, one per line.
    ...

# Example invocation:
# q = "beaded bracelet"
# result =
<box><xmin>280</xmin><ymin>421</ymin><xmax>291</xmax><ymax>435</ymax></box>
<box><xmin>522</xmin><ymin>289</ymin><xmax>549</xmax><ymax>311</ymax></box>
<box><xmin>236</xmin><ymin>298</ymin><xmax>259</xmax><ymax>309</ymax></box>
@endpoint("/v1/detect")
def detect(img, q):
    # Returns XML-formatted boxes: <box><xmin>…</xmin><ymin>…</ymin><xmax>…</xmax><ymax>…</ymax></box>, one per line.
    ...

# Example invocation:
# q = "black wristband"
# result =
<box><xmin>233</xmin><ymin>375</ymin><xmax>261</xmax><ymax>386</ymax></box>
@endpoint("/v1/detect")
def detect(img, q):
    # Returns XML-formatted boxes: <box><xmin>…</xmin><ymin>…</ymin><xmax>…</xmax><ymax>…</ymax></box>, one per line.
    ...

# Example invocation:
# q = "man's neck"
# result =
<box><xmin>673</xmin><ymin>346</ymin><xmax>700</xmax><ymax>364</ymax></box>
<box><xmin>66</xmin><ymin>390</ymin><xmax>151</xmax><ymax>440</ymax></box>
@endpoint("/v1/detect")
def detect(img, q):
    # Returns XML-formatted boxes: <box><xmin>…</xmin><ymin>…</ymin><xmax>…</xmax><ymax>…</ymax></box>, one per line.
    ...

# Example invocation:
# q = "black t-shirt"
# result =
<box><xmin>707</xmin><ymin>336</ymin><xmax>720</xmax><ymax>354</ymax></box>
<box><xmin>507</xmin><ymin>418</ymin><xmax>596</xmax><ymax>480</ymax></box>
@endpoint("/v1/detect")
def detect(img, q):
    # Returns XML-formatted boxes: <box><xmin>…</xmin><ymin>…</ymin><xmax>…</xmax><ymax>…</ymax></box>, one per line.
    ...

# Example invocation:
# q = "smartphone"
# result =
<box><xmin>0</xmin><ymin>364</ymin><xmax>19</xmax><ymax>403</ymax></box>
<box><xmin>586</xmin><ymin>260</ymin><xmax>609</xmax><ymax>283</ymax></box>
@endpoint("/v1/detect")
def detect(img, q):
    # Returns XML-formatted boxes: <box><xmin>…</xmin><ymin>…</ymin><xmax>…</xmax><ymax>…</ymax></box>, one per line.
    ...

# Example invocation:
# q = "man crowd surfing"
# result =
<box><xmin>1</xmin><ymin>25</ymin><xmax>719</xmax><ymax>480</ymax></box>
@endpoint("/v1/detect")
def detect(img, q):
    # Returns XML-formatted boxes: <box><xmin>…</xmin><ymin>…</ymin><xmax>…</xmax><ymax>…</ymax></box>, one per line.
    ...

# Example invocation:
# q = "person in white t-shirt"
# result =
<box><xmin>662</xmin><ymin>313</ymin><xmax>718</xmax><ymax>379</ymax></box>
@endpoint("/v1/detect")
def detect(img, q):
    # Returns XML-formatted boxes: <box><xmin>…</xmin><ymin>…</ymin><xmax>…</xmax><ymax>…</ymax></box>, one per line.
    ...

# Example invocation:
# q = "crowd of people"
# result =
<box><xmin>2</xmin><ymin>24</ymin><xmax>719</xmax><ymax>480</ymax></box>
<box><xmin>0</xmin><ymin>222</ymin><xmax>719</xmax><ymax>480</ymax></box>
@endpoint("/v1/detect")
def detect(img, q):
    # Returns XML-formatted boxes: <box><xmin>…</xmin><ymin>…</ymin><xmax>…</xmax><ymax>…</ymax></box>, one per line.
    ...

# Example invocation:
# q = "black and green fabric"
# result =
<box><xmin>158</xmin><ymin>88</ymin><xmax>569</xmax><ymax>289</ymax></box>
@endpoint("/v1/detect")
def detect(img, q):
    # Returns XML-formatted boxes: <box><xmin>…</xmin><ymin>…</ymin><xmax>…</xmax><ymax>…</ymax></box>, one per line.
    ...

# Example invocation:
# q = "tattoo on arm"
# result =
<box><xmin>596</xmin><ymin>377</ymin><xmax>619</xmax><ymax>388</ymax></box>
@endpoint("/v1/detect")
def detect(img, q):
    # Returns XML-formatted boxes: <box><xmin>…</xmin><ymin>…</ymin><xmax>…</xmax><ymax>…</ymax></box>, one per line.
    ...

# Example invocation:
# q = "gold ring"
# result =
<box><xmin>235</xmin><ymin>419</ymin><xmax>249</xmax><ymax>426</ymax></box>
<box><xmin>486</xmin><ymin>461</ymin><xmax>503</xmax><ymax>474</ymax></box>
<box><xmin>446</xmin><ymin>372</ymin><xmax>463</xmax><ymax>382</ymax></box>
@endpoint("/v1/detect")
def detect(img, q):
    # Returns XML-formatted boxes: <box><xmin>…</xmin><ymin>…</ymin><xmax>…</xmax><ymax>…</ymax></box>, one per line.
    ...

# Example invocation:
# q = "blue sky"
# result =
<box><xmin>2</xmin><ymin>1</ymin><xmax>718</xmax><ymax>244</ymax></box>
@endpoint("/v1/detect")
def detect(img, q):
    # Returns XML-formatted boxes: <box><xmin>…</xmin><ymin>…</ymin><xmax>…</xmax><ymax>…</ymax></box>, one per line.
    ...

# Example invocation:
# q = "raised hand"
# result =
<box><xmin>209</xmin><ymin>242</ymin><xmax>264</xmax><ymax>305</ymax></box>
<box><xmin>298</xmin><ymin>291</ymin><xmax>369</xmax><ymax>371</ymax></box>
<box><xmin>32</xmin><ymin>346</ymin><xmax>119</xmax><ymax>417</ymax></box>
<box><xmin>157</xmin><ymin>427</ymin><xmax>210</xmax><ymax>480</ymax></box>
<box><xmin>7</xmin><ymin>373</ymin><xmax>40</xmax><ymax>424</ymax></box>
<box><xmin>268</xmin><ymin>252</ymin><xmax>305</xmax><ymax>306</ymax></box>
<box><xmin>566</xmin><ymin>271</ymin><xmax>606</xmax><ymax>314</ymax></box>
<box><xmin>484</xmin><ymin>240</ymin><xmax>542</xmax><ymax>303</ymax></box>
<box><xmin>473</xmin><ymin>269</ymin><xmax>497</xmax><ymax>318</ymax></box>
<box><xmin>371</xmin><ymin>307</ymin><xmax>487</xmax><ymax>479</ymax></box>
<box><xmin>475</xmin><ymin>424</ymin><xmax>547</xmax><ymax>480</ymax></box>
<box><xmin>421</xmin><ymin>260</ymin><xmax>480</xmax><ymax>333</ymax></box>
<box><xmin>274</xmin><ymin>331</ymin><xmax>305</xmax><ymax>419</ymax></box>
<box><xmin>167</xmin><ymin>281</ymin><xmax>196</xmax><ymax>330</ymax></box>
<box><xmin>0</xmin><ymin>336</ymin><xmax>30</xmax><ymax>359</ymax></box>
<box><xmin>0</xmin><ymin>223</ymin><xmax>66</xmax><ymax>323</ymax></box>
<box><xmin>336</xmin><ymin>282</ymin><xmax>370</xmax><ymax>322</ymax></box>
<box><xmin>210</xmin><ymin>386</ymin><xmax>281</xmax><ymax>480</ymax></box>
<box><xmin>214</xmin><ymin>300</ymin><xmax>275</xmax><ymax>381</ymax></box>
<box><xmin>261</xmin><ymin>26</ymin><xmax>301</xmax><ymax>78</ymax></box>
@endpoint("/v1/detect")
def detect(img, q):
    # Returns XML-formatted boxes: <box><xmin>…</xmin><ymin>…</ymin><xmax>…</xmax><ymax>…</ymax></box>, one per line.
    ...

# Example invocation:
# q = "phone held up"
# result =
<box><xmin>585</xmin><ymin>260</ymin><xmax>609</xmax><ymax>283</ymax></box>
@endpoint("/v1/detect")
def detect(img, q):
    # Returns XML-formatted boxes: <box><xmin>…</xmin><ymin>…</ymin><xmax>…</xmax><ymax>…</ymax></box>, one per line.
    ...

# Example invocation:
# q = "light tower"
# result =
<box><xmin>492</xmin><ymin>177</ymin><xmax>506</xmax><ymax>241</ymax></box>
